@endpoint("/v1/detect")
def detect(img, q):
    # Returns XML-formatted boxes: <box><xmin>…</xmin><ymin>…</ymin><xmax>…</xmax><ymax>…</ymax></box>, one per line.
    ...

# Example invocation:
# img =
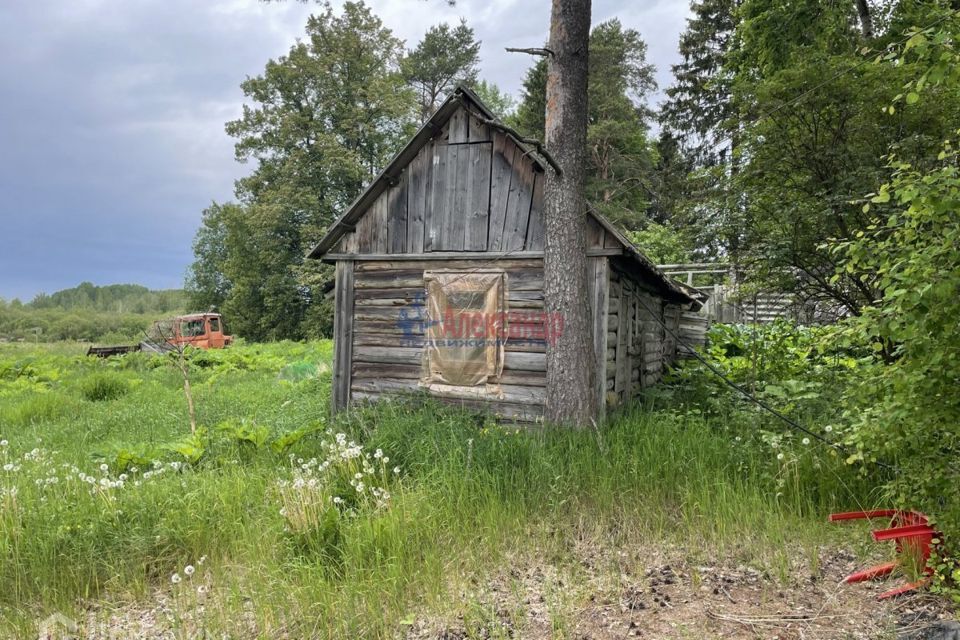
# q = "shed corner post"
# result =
<box><xmin>588</xmin><ymin>256</ymin><xmax>609</xmax><ymax>422</ymax></box>
<box><xmin>331</xmin><ymin>259</ymin><xmax>355</xmax><ymax>415</ymax></box>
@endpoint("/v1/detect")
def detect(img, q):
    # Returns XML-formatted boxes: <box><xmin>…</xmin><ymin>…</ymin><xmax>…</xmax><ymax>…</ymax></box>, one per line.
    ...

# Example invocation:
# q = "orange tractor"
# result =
<box><xmin>87</xmin><ymin>312</ymin><xmax>233</xmax><ymax>357</ymax></box>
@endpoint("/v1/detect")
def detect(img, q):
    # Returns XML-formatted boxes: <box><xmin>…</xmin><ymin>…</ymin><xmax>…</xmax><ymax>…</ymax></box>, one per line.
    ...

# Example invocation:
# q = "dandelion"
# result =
<box><xmin>99</xmin><ymin>463</ymin><xmax>109</xmax><ymax>473</ymax></box>
<box><xmin>355</xmin><ymin>481</ymin><xmax>365</xmax><ymax>493</ymax></box>
<box><xmin>333</xmin><ymin>496</ymin><xmax>343</xmax><ymax>505</ymax></box>
<box><xmin>802</xmin><ymin>437</ymin><xmax>810</xmax><ymax>446</ymax></box>
<box><xmin>2</xmin><ymin>464</ymin><xmax>12</xmax><ymax>472</ymax></box>
<box><xmin>777</xmin><ymin>453</ymin><xmax>785</xmax><ymax>461</ymax></box>
<box><xmin>197</xmin><ymin>585</ymin><xmax>208</xmax><ymax>595</ymax></box>
<box><xmin>171</xmin><ymin>573</ymin><xmax>181</xmax><ymax>584</ymax></box>
<box><xmin>184</xmin><ymin>565</ymin><xmax>195</xmax><ymax>577</ymax></box>
<box><xmin>0</xmin><ymin>440</ymin><xmax>7</xmax><ymax>447</ymax></box>
<box><xmin>373</xmin><ymin>449</ymin><xmax>383</xmax><ymax>459</ymax></box>
<box><xmin>198</xmin><ymin>555</ymin><xmax>207</xmax><ymax>565</ymax></box>
<box><xmin>382</xmin><ymin>457</ymin><xmax>389</xmax><ymax>464</ymax></box>
<box><xmin>825</xmin><ymin>425</ymin><xmax>833</xmax><ymax>433</ymax></box>
<box><xmin>393</xmin><ymin>466</ymin><xmax>401</xmax><ymax>475</ymax></box>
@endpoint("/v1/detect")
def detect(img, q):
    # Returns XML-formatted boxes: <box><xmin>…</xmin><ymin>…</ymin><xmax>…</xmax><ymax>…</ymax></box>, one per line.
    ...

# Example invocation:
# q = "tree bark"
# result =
<box><xmin>543</xmin><ymin>0</ymin><xmax>595</xmax><ymax>426</ymax></box>
<box><xmin>854</xmin><ymin>0</ymin><xmax>873</xmax><ymax>39</ymax></box>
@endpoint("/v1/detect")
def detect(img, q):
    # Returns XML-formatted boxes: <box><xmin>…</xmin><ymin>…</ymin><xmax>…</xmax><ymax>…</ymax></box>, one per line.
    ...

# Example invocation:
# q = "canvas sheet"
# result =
<box><xmin>421</xmin><ymin>271</ymin><xmax>507</xmax><ymax>392</ymax></box>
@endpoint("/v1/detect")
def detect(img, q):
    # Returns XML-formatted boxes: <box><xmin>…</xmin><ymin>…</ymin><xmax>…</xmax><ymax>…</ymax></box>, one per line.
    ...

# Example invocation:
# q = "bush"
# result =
<box><xmin>79</xmin><ymin>372</ymin><xmax>131</xmax><ymax>402</ymax></box>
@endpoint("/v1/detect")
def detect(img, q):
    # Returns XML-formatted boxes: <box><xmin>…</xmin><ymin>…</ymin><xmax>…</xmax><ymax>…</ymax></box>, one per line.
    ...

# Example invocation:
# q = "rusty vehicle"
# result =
<box><xmin>87</xmin><ymin>312</ymin><xmax>233</xmax><ymax>357</ymax></box>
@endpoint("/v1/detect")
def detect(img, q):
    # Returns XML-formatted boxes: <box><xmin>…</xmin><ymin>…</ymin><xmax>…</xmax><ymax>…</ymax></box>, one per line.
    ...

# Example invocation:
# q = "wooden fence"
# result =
<box><xmin>658</xmin><ymin>263</ymin><xmax>826</xmax><ymax>356</ymax></box>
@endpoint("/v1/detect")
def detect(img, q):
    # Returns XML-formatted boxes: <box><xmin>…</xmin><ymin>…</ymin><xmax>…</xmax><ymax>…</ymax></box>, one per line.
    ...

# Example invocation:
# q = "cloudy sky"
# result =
<box><xmin>0</xmin><ymin>0</ymin><xmax>690</xmax><ymax>302</ymax></box>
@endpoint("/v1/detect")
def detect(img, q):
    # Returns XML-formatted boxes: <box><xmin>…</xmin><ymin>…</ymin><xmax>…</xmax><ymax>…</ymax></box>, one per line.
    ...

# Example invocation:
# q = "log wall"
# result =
<box><xmin>343</xmin><ymin>258</ymin><xmax>548</xmax><ymax>421</ymax></box>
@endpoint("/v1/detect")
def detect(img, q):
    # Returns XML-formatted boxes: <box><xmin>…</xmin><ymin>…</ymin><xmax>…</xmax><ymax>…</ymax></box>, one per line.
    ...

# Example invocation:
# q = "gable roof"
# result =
<box><xmin>307</xmin><ymin>85</ymin><xmax>700</xmax><ymax>307</ymax></box>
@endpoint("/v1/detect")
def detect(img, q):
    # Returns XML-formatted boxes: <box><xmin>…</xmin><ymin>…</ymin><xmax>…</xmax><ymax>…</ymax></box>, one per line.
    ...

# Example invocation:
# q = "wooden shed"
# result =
<box><xmin>309</xmin><ymin>86</ymin><xmax>701</xmax><ymax>422</ymax></box>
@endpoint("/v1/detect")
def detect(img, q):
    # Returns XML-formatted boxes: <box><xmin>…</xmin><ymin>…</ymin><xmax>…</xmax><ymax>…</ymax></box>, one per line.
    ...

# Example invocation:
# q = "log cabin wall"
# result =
<box><xmin>322</xmin><ymin>96</ymin><xmax>695</xmax><ymax>422</ymax></box>
<box><xmin>340</xmin><ymin>257</ymin><xmax>547</xmax><ymax>422</ymax></box>
<box><xmin>604</xmin><ymin>263</ymin><xmax>684</xmax><ymax>408</ymax></box>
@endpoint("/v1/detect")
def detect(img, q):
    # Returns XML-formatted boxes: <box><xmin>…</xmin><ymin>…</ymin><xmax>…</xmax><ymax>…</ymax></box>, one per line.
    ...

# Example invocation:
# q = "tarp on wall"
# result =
<box><xmin>421</xmin><ymin>271</ymin><xmax>507</xmax><ymax>392</ymax></box>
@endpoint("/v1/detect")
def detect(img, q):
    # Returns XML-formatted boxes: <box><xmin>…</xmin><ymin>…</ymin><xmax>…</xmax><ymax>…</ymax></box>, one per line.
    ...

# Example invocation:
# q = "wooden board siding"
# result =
<box><xmin>587</xmin><ymin>256</ymin><xmax>609</xmax><ymax>419</ymax></box>
<box><xmin>327</xmin><ymin>110</ymin><xmax>624</xmax><ymax>258</ymax></box>
<box><xmin>604</xmin><ymin>264</ymin><xmax>680</xmax><ymax>408</ymax></box>
<box><xmin>344</xmin><ymin>258</ymin><xmax>547</xmax><ymax>420</ymax></box>
<box><xmin>331</xmin><ymin>260</ymin><xmax>355</xmax><ymax>414</ymax></box>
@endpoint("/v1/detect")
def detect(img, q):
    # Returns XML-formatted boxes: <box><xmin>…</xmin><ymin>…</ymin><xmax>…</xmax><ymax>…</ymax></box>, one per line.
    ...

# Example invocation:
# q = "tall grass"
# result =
<box><xmin>0</xmin><ymin>342</ymin><xmax>878</xmax><ymax>638</ymax></box>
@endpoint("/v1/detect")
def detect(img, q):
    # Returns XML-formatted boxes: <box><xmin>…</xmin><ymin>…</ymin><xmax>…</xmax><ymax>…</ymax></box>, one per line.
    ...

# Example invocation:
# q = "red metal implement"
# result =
<box><xmin>829</xmin><ymin>510</ymin><xmax>938</xmax><ymax>599</ymax></box>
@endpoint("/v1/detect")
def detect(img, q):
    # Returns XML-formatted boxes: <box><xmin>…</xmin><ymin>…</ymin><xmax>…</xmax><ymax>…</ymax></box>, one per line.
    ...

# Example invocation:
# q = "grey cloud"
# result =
<box><xmin>0</xmin><ymin>0</ymin><xmax>689</xmax><ymax>301</ymax></box>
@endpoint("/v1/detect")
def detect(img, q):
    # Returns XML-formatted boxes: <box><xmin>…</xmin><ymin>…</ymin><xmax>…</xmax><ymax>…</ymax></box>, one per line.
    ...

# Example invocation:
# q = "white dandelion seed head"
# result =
<box><xmin>0</xmin><ymin>440</ymin><xmax>7</xmax><ymax>447</ymax></box>
<box><xmin>777</xmin><ymin>453</ymin><xmax>785</xmax><ymax>461</ymax></box>
<box><xmin>171</xmin><ymin>573</ymin><xmax>182</xmax><ymax>584</ymax></box>
<box><xmin>2</xmin><ymin>464</ymin><xmax>12</xmax><ymax>472</ymax></box>
<box><xmin>825</xmin><ymin>425</ymin><xmax>833</xmax><ymax>433</ymax></box>
<box><xmin>184</xmin><ymin>565</ymin><xmax>195</xmax><ymax>576</ymax></box>
<box><xmin>802</xmin><ymin>438</ymin><xmax>810</xmax><ymax>445</ymax></box>
<box><xmin>99</xmin><ymin>463</ymin><xmax>109</xmax><ymax>473</ymax></box>
<box><xmin>393</xmin><ymin>466</ymin><xmax>401</xmax><ymax>475</ymax></box>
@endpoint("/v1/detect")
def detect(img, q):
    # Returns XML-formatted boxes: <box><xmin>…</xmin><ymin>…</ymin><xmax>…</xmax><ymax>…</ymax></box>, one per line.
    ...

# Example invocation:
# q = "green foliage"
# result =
<box><xmin>469</xmin><ymin>79</ymin><xmax>516</xmax><ymax>120</ymax></box>
<box><xmin>512</xmin><ymin>19</ymin><xmax>658</xmax><ymax>231</ymax></box>
<box><xmin>0</xmin><ymin>282</ymin><xmax>187</xmax><ymax>343</ymax></box>
<box><xmin>26</xmin><ymin>282</ymin><xmax>186</xmax><ymax>314</ymax></box>
<box><xmin>0</xmin><ymin>340</ymin><xmax>875</xmax><ymax>637</ymax></box>
<box><xmin>188</xmin><ymin>2</ymin><xmax>416</xmax><ymax>341</ymax></box>
<box><xmin>661</xmin><ymin>0</ymin><xmax>737</xmax><ymax>165</ymax></box>
<box><xmin>402</xmin><ymin>19</ymin><xmax>480</xmax><ymax>121</ymax></box>
<box><xmin>830</xmin><ymin>133</ymin><xmax>960</xmax><ymax>557</ymax></box>
<box><xmin>78</xmin><ymin>372</ymin><xmax>131</xmax><ymax>402</ymax></box>
<box><xmin>627</xmin><ymin>223</ymin><xmax>690</xmax><ymax>264</ymax></box>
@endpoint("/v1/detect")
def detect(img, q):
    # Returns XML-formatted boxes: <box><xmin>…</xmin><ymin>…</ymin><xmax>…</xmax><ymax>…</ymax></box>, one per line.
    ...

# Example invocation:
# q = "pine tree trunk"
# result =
<box><xmin>543</xmin><ymin>0</ymin><xmax>595</xmax><ymax>427</ymax></box>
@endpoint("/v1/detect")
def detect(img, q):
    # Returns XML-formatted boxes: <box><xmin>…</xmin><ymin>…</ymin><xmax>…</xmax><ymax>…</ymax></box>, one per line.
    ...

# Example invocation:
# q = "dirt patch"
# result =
<box><xmin>404</xmin><ymin>547</ymin><xmax>956</xmax><ymax>640</ymax></box>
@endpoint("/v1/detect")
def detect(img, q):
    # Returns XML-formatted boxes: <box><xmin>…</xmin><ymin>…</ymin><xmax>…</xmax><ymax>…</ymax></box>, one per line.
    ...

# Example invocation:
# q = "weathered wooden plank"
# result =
<box><xmin>351</xmin><ymin>390</ymin><xmax>543</xmax><ymax>422</ymax></box>
<box><xmin>425</xmin><ymin>142</ymin><xmax>446</xmax><ymax>251</ymax></box>
<box><xmin>448</xmin><ymin>107</ymin><xmax>469</xmax><ymax>143</ymax></box>
<box><xmin>587</xmin><ymin>215</ymin><xmax>606</xmax><ymax>250</ymax></box>
<box><xmin>387</xmin><ymin>171</ymin><xmax>408</xmax><ymax>254</ymax></box>
<box><xmin>614</xmin><ymin>282</ymin><xmax>630</xmax><ymax>398</ymax></box>
<box><xmin>353</xmin><ymin>345</ymin><xmax>545</xmax><ymax>371</ymax></box>
<box><xmin>501</xmin><ymin>146</ymin><xmax>535</xmax><ymax>252</ymax></box>
<box><xmin>525</xmin><ymin>171</ymin><xmax>545</xmax><ymax>250</ymax></box>
<box><xmin>443</xmin><ymin>144</ymin><xmax>465</xmax><ymax>250</ymax></box>
<box><xmin>351</xmin><ymin>378</ymin><xmax>545</xmax><ymax>405</ymax></box>
<box><xmin>604</xmin><ymin>228</ymin><xmax>622</xmax><ymax>250</ymax></box>
<box><xmin>467</xmin><ymin>111</ymin><xmax>491</xmax><ymax>143</ymax></box>
<box><xmin>353</xmin><ymin>270</ymin><xmax>543</xmax><ymax>291</ymax></box>
<box><xmin>352</xmin><ymin>362</ymin><xmax>546</xmax><ymax>387</ymax></box>
<box><xmin>371</xmin><ymin>195</ymin><xmax>390</xmax><ymax>253</ymax></box>
<box><xmin>588</xmin><ymin>256</ymin><xmax>609</xmax><ymax>415</ymax></box>
<box><xmin>339</xmin><ymin>231</ymin><xmax>359</xmax><ymax>254</ymax></box>
<box><xmin>488</xmin><ymin>135</ymin><xmax>516</xmax><ymax>252</ymax></box>
<box><xmin>355</xmin><ymin>257</ymin><xmax>542</xmax><ymax>271</ymax></box>
<box><xmin>464</xmin><ymin>143</ymin><xmax>492</xmax><ymax>251</ymax></box>
<box><xmin>352</xmin><ymin>330</ymin><xmax>546</xmax><ymax>353</ymax></box>
<box><xmin>332</xmin><ymin>260</ymin><xmax>355</xmax><ymax>414</ymax></box>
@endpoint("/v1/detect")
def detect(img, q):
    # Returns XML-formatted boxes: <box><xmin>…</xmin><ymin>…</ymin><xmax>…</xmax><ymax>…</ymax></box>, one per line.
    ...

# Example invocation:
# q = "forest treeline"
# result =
<box><xmin>0</xmin><ymin>283</ymin><xmax>187</xmax><ymax>342</ymax></box>
<box><xmin>185</xmin><ymin>0</ymin><xmax>960</xmax><ymax>342</ymax></box>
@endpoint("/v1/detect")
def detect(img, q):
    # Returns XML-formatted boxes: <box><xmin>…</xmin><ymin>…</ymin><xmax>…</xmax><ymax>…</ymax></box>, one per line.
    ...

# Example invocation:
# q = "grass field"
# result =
<box><xmin>0</xmin><ymin>341</ymin><xmax>934</xmax><ymax>638</ymax></box>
